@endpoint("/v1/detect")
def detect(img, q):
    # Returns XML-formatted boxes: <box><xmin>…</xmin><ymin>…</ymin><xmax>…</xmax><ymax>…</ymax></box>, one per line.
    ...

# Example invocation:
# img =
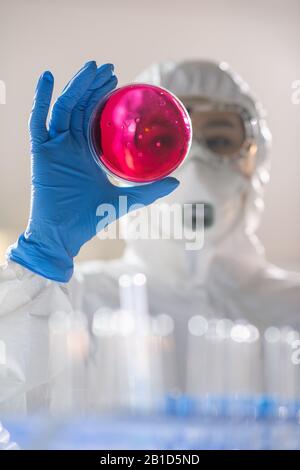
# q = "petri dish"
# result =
<box><xmin>88</xmin><ymin>83</ymin><xmax>192</xmax><ymax>185</ymax></box>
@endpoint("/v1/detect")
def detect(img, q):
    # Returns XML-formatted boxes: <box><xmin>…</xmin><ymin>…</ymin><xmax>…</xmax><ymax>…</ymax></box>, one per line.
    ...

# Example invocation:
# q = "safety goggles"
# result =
<box><xmin>181</xmin><ymin>99</ymin><xmax>259</xmax><ymax>177</ymax></box>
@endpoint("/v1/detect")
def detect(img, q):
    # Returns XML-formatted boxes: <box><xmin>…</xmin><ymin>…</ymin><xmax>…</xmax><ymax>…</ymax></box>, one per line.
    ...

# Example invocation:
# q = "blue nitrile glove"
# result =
<box><xmin>7</xmin><ymin>61</ymin><xmax>179</xmax><ymax>282</ymax></box>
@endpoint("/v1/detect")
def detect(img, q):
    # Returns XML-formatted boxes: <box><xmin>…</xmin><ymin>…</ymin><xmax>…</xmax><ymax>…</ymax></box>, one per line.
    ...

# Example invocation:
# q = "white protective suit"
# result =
<box><xmin>0</xmin><ymin>60</ymin><xmax>299</xmax><ymax>414</ymax></box>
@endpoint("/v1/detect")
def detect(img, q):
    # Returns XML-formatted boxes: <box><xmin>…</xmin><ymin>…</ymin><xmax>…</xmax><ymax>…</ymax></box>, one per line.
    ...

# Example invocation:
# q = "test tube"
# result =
<box><xmin>186</xmin><ymin>315</ymin><xmax>209</xmax><ymax>396</ymax></box>
<box><xmin>281</xmin><ymin>328</ymin><xmax>300</xmax><ymax>400</ymax></box>
<box><xmin>264</xmin><ymin>326</ymin><xmax>300</xmax><ymax>401</ymax></box>
<box><xmin>205</xmin><ymin>319</ymin><xmax>227</xmax><ymax>396</ymax></box>
<box><xmin>151</xmin><ymin>313</ymin><xmax>176</xmax><ymax>405</ymax></box>
<box><xmin>119</xmin><ymin>273</ymin><xmax>150</xmax><ymax>331</ymax></box>
<box><xmin>227</xmin><ymin>320</ymin><xmax>262</xmax><ymax>396</ymax></box>
<box><xmin>49</xmin><ymin>310</ymin><xmax>89</xmax><ymax>415</ymax></box>
<box><xmin>123</xmin><ymin>273</ymin><xmax>153</xmax><ymax>412</ymax></box>
<box><xmin>263</xmin><ymin>326</ymin><xmax>282</xmax><ymax>398</ymax></box>
<box><xmin>119</xmin><ymin>274</ymin><xmax>134</xmax><ymax>314</ymax></box>
<box><xmin>89</xmin><ymin>307</ymin><xmax>121</xmax><ymax>411</ymax></box>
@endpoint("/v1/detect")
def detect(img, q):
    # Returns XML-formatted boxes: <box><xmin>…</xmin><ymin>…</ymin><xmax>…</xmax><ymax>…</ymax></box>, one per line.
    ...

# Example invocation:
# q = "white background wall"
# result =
<box><xmin>0</xmin><ymin>0</ymin><xmax>299</xmax><ymax>268</ymax></box>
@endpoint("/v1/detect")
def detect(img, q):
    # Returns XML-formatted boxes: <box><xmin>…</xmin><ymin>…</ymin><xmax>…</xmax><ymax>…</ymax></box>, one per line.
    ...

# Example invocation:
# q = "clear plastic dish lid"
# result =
<box><xmin>88</xmin><ymin>83</ymin><xmax>192</xmax><ymax>185</ymax></box>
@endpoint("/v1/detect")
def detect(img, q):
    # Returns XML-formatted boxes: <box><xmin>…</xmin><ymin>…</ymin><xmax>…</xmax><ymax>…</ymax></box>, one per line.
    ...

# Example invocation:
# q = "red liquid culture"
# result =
<box><xmin>89</xmin><ymin>84</ymin><xmax>192</xmax><ymax>183</ymax></box>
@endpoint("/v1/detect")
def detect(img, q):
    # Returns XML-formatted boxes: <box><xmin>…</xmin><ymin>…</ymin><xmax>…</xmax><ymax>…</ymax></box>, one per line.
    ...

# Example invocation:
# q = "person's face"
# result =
<box><xmin>158</xmin><ymin>97</ymin><xmax>253</xmax><ymax>243</ymax></box>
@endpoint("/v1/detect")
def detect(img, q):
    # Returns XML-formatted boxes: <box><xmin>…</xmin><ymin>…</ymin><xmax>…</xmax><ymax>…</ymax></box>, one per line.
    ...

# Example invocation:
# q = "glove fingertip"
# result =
<box><xmin>43</xmin><ymin>70</ymin><xmax>54</xmax><ymax>82</ymax></box>
<box><xmin>161</xmin><ymin>176</ymin><xmax>180</xmax><ymax>188</ymax></box>
<box><xmin>150</xmin><ymin>177</ymin><xmax>180</xmax><ymax>195</ymax></box>
<box><xmin>125</xmin><ymin>176</ymin><xmax>179</xmax><ymax>207</ymax></box>
<box><xmin>98</xmin><ymin>63</ymin><xmax>114</xmax><ymax>73</ymax></box>
<box><xmin>85</xmin><ymin>60</ymin><xmax>97</xmax><ymax>68</ymax></box>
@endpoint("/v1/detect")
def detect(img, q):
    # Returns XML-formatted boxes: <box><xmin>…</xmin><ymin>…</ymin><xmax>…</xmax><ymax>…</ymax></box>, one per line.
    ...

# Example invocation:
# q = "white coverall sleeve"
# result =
<box><xmin>0</xmin><ymin>261</ymin><xmax>76</xmax><ymax>415</ymax></box>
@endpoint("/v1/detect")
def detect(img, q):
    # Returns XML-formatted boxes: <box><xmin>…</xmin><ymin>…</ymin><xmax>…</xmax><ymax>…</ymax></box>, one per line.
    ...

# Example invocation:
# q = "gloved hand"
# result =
<box><xmin>7</xmin><ymin>61</ymin><xmax>179</xmax><ymax>282</ymax></box>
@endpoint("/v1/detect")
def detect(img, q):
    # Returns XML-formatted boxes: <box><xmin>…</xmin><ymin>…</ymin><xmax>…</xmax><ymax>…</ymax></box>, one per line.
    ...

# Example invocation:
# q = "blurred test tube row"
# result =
<box><xmin>47</xmin><ymin>273</ymin><xmax>177</xmax><ymax>415</ymax></box>
<box><xmin>1</xmin><ymin>273</ymin><xmax>300</xmax><ymax>416</ymax></box>
<box><xmin>187</xmin><ymin>316</ymin><xmax>300</xmax><ymax>403</ymax></box>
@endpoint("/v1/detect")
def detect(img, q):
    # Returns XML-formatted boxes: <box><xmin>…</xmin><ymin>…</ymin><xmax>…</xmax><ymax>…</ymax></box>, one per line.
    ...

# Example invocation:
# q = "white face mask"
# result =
<box><xmin>162</xmin><ymin>139</ymin><xmax>250</xmax><ymax>246</ymax></box>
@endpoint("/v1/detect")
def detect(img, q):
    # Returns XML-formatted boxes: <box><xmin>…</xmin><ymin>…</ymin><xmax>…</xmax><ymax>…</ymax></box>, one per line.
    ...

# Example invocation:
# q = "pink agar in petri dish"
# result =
<box><xmin>88</xmin><ymin>84</ymin><xmax>192</xmax><ymax>184</ymax></box>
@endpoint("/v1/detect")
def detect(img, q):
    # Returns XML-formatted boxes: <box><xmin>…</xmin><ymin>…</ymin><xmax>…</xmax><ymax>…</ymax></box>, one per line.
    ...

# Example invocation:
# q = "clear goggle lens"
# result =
<box><xmin>181</xmin><ymin>99</ymin><xmax>258</xmax><ymax>176</ymax></box>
